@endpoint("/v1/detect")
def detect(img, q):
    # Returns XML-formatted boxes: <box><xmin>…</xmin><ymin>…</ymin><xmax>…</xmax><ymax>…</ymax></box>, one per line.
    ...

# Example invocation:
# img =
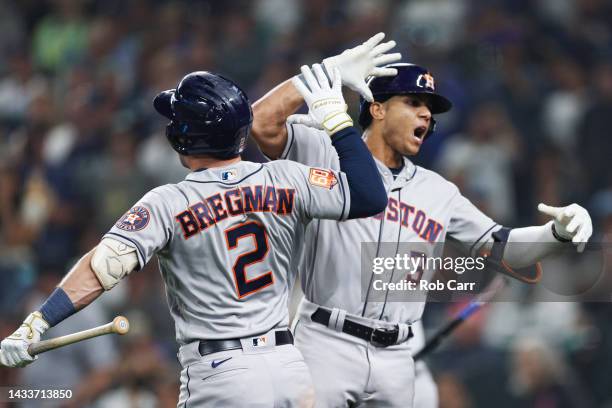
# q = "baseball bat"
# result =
<box><xmin>0</xmin><ymin>316</ymin><xmax>129</xmax><ymax>366</ymax></box>
<box><xmin>413</xmin><ymin>276</ymin><xmax>506</xmax><ymax>361</ymax></box>
<box><xmin>27</xmin><ymin>316</ymin><xmax>130</xmax><ymax>356</ymax></box>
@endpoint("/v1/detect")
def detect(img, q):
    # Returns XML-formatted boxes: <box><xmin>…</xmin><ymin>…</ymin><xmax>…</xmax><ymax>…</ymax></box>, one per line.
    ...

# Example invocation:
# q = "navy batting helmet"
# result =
<box><xmin>153</xmin><ymin>71</ymin><xmax>252</xmax><ymax>158</ymax></box>
<box><xmin>358</xmin><ymin>63</ymin><xmax>452</xmax><ymax>137</ymax></box>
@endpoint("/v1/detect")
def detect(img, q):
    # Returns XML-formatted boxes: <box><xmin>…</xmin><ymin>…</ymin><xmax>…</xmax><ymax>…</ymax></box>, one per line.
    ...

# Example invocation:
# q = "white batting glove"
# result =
<box><xmin>322</xmin><ymin>32</ymin><xmax>401</xmax><ymax>102</ymax></box>
<box><xmin>538</xmin><ymin>203</ymin><xmax>593</xmax><ymax>253</ymax></box>
<box><xmin>0</xmin><ymin>312</ymin><xmax>49</xmax><ymax>368</ymax></box>
<box><xmin>289</xmin><ymin>64</ymin><xmax>353</xmax><ymax>136</ymax></box>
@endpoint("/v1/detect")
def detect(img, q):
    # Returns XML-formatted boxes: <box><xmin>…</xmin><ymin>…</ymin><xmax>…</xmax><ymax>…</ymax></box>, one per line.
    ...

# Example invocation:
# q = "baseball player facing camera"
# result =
<box><xmin>252</xmin><ymin>33</ymin><xmax>593</xmax><ymax>407</ymax></box>
<box><xmin>0</xmin><ymin>68</ymin><xmax>390</xmax><ymax>407</ymax></box>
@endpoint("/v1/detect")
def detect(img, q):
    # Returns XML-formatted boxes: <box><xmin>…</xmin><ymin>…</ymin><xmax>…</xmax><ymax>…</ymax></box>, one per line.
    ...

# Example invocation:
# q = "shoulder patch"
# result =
<box><xmin>115</xmin><ymin>206</ymin><xmax>150</xmax><ymax>232</ymax></box>
<box><xmin>308</xmin><ymin>168</ymin><xmax>338</xmax><ymax>189</ymax></box>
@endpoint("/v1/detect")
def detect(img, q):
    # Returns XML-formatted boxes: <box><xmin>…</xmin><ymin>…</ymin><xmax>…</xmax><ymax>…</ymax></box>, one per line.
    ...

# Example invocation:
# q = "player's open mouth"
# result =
<box><xmin>413</xmin><ymin>126</ymin><xmax>428</xmax><ymax>141</ymax></box>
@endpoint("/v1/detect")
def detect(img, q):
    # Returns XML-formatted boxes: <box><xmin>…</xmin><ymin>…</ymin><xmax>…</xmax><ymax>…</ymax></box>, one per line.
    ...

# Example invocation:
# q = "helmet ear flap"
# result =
<box><xmin>166</xmin><ymin>121</ymin><xmax>190</xmax><ymax>155</ymax></box>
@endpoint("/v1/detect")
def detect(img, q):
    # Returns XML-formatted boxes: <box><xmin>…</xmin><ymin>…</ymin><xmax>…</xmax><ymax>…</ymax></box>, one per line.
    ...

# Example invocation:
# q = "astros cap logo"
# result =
<box><xmin>416</xmin><ymin>73</ymin><xmax>435</xmax><ymax>90</ymax></box>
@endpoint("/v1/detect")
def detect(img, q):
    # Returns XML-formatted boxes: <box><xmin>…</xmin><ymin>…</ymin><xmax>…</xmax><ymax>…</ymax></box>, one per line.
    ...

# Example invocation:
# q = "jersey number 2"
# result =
<box><xmin>225</xmin><ymin>221</ymin><xmax>273</xmax><ymax>299</ymax></box>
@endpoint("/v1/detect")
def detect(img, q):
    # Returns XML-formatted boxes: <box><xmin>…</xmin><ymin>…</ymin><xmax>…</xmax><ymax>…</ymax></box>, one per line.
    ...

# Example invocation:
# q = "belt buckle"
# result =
<box><xmin>369</xmin><ymin>327</ymin><xmax>399</xmax><ymax>347</ymax></box>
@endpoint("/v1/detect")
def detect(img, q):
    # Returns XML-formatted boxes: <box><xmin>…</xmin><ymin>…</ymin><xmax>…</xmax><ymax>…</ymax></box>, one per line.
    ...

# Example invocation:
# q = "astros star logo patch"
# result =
<box><xmin>115</xmin><ymin>206</ymin><xmax>150</xmax><ymax>231</ymax></box>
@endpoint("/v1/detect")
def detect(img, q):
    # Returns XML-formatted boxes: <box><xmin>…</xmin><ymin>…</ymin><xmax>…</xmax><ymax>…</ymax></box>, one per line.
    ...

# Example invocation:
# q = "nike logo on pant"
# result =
<box><xmin>211</xmin><ymin>357</ymin><xmax>232</xmax><ymax>368</ymax></box>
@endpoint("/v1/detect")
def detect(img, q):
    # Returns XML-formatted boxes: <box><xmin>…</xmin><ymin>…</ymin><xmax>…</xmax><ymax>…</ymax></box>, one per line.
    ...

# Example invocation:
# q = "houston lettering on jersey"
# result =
<box><xmin>175</xmin><ymin>185</ymin><xmax>296</xmax><ymax>239</ymax></box>
<box><xmin>373</xmin><ymin>197</ymin><xmax>444</xmax><ymax>243</ymax></box>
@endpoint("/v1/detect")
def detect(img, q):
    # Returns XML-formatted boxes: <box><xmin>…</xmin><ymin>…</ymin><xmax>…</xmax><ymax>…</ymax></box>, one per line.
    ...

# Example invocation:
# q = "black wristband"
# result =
<box><xmin>551</xmin><ymin>224</ymin><xmax>572</xmax><ymax>242</ymax></box>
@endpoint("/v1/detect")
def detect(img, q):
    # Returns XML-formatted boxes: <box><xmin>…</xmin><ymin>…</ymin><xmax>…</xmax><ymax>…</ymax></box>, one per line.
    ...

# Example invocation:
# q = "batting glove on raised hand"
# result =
<box><xmin>323</xmin><ymin>32</ymin><xmax>401</xmax><ymax>102</ymax></box>
<box><xmin>0</xmin><ymin>312</ymin><xmax>49</xmax><ymax>367</ymax></box>
<box><xmin>289</xmin><ymin>64</ymin><xmax>353</xmax><ymax>136</ymax></box>
<box><xmin>538</xmin><ymin>203</ymin><xmax>593</xmax><ymax>253</ymax></box>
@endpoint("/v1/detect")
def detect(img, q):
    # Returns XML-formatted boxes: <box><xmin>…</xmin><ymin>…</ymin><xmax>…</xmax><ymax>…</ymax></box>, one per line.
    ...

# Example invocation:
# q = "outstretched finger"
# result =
<box><xmin>363</xmin><ymin>32</ymin><xmax>386</xmax><ymax>49</ymax></box>
<box><xmin>373</xmin><ymin>53</ymin><xmax>402</xmax><ymax>67</ymax></box>
<box><xmin>356</xmin><ymin>82</ymin><xmax>374</xmax><ymax>102</ymax></box>
<box><xmin>371</xmin><ymin>40</ymin><xmax>397</xmax><ymax>56</ymax></box>
<box><xmin>537</xmin><ymin>203</ymin><xmax>563</xmax><ymax>219</ymax></box>
<box><xmin>292</xmin><ymin>74</ymin><xmax>312</xmax><ymax>99</ymax></box>
<box><xmin>331</xmin><ymin>67</ymin><xmax>342</xmax><ymax>92</ymax></box>
<box><xmin>312</xmin><ymin>64</ymin><xmax>330</xmax><ymax>90</ymax></box>
<box><xmin>371</xmin><ymin>67</ymin><xmax>398</xmax><ymax>77</ymax></box>
<box><xmin>300</xmin><ymin>65</ymin><xmax>319</xmax><ymax>91</ymax></box>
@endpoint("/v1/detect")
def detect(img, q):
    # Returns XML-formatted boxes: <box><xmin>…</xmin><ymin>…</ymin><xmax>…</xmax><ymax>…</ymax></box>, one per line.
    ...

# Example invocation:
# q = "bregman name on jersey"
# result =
<box><xmin>175</xmin><ymin>185</ymin><xmax>296</xmax><ymax>238</ymax></box>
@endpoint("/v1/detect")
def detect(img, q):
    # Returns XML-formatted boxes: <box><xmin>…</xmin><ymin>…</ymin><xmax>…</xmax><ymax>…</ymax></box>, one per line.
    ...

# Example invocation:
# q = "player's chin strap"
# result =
<box><xmin>485</xmin><ymin>227</ymin><xmax>542</xmax><ymax>284</ymax></box>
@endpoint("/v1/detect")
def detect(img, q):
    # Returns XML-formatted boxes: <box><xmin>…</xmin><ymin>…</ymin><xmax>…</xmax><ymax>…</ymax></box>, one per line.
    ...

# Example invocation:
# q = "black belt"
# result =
<box><xmin>198</xmin><ymin>330</ymin><xmax>294</xmax><ymax>356</ymax></box>
<box><xmin>311</xmin><ymin>308</ymin><xmax>413</xmax><ymax>347</ymax></box>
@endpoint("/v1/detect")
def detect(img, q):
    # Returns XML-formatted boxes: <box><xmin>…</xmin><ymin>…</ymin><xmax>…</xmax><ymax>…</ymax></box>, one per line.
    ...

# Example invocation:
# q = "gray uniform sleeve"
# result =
<box><xmin>278</xmin><ymin>122</ymin><xmax>338</xmax><ymax>169</ymax></box>
<box><xmin>446</xmin><ymin>189</ymin><xmax>498</xmax><ymax>250</ymax></box>
<box><xmin>104</xmin><ymin>187</ymin><xmax>173</xmax><ymax>269</ymax></box>
<box><xmin>274</xmin><ymin>161</ymin><xmax>350</xmax><ymax>221</ymax></box>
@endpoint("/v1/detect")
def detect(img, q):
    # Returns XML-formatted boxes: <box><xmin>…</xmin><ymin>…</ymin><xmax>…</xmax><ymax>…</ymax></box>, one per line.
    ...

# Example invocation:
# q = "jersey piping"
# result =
<box><xmin>184</xmin><ymin>164</ymin><xmax>265</xmax><ymax>185</ymax></box>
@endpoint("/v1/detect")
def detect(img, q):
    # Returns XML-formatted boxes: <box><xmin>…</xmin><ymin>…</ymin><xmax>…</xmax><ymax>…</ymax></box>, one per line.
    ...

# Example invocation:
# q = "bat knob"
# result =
<box><xmin>112</xmin><ymin>316</ymin><xmax>130</xmax><ymax>335</ymax></box>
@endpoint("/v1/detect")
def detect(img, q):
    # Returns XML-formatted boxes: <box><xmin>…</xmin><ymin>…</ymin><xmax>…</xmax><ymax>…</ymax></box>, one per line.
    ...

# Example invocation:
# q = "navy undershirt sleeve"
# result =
<box><xmin>331</xmin><ymin>127</ymin><xmax>387</xmax><ymax>219</ymax></box>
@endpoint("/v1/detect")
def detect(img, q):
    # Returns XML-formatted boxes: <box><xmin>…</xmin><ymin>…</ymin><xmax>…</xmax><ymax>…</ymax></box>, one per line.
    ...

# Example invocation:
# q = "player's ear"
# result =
<box><xmin>369</xmin><ymin>101</ymin><xmax>386</xmax><ymax>122</ymax></box>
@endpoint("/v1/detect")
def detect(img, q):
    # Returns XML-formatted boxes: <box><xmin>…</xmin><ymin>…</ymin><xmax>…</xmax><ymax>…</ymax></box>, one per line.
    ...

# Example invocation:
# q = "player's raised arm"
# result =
<box><xmin>292</xmin><ymin>64</ymin><xmax>387</xmax><ymax>219</ymax></box>
<box><xmin>251</xmin><ymin>32</ymin><xmax>400</xmax><ymax>159</ymax></box>
<box><xmin>251</xmin><ymin>79</ymin><xmax>302</xmax><ymax>159</ymax></box>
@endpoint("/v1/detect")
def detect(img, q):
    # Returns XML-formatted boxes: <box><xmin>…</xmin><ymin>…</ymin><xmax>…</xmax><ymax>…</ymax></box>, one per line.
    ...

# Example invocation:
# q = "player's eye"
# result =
<box><xmin>406</xmin><ymin>98</ymin><xmax>423</xmax><ymax>108</ymax></box>
<box><xmin>405</xmin><ymin>97</ymin><xmax>432</xmax><ymax>111</ymax></box>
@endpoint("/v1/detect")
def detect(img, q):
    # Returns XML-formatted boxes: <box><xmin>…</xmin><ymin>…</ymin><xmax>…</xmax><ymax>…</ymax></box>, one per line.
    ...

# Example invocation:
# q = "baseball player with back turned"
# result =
<box><xmin>251</xmin><ymin>33</ymin><xmax>594</xmax><ymax>407</ymax></box>
<box><xmin>0</xmin><ymin>67</ymin><xmax>390</xmax><ymax>407</ymax></box>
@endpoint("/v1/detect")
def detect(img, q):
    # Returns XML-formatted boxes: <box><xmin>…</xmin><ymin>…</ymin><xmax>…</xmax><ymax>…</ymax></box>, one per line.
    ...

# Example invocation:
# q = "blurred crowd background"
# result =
<box><xmin>0</xmin><ymin>0</ymin><xmax>611</xmax><ymax>407</ymax></box>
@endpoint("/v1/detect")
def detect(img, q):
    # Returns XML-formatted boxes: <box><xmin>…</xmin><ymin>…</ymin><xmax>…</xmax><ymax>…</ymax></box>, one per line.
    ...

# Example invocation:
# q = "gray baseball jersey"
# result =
<box><xmin>104</xmin><ymin>160</ymin><xmax>350</xmax><ymax>344</ymax></box>
<box><xmin>281</xmin><ymin>123</ymin><xmax>498</xmax><ymax>324</ymax></box>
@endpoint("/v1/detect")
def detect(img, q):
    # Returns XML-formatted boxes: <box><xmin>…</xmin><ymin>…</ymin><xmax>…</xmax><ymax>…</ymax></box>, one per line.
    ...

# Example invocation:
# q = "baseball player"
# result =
<box><xmin>0</xmin><ymin>68</ymin><xmax>389</xmax><ymax>407</ymax></box>
<box><xmin>251</xmin><ymin>35</ymin><xmax>594</xmax><ymax>407</ymax></box>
